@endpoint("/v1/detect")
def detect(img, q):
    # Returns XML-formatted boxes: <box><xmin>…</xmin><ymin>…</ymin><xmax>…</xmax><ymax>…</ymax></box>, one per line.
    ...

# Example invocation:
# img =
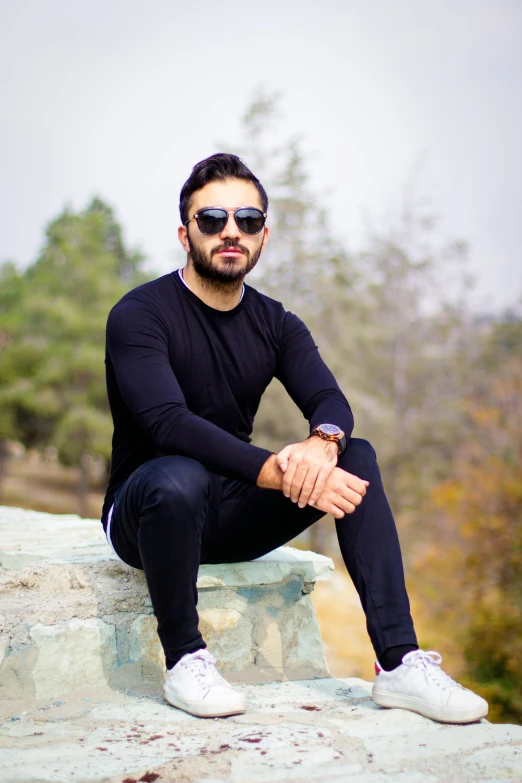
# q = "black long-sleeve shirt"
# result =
<box><xmin>101</xmin><ymin>271</ymin><xmax>354</xmax><ymax>528</ymax></box>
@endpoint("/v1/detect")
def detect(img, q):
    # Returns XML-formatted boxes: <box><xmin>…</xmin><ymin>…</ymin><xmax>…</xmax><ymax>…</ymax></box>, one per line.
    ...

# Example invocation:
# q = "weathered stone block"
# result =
<box><xmin>280</xmin><ymin>591</ymin><xmax>329</xmax><ymax>676</ymax></box>
<box><xmin>30</xmin><ymin>618</ymin><xmax>117</xmax><ymax>698</ymax></box>
<box><xmin>0</xmin><ymin>505</ymin><xmax>334</xmax><ymax>697</ymax></box>
<box><xmin>199</xmin><ymin>607</ymin><xmax>254</xmax><ymax>669</ymax></box>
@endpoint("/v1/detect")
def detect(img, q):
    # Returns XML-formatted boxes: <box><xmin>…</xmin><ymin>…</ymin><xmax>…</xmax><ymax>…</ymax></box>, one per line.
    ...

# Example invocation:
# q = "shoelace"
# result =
<box><xmin>402</xmin><ymin>650</ymin><xmax>463</xmax><ymax>692</ymax></box>
<box><xmin>178</xmin><ymin>650</ymin><xmax>227</xmax><ymax>688</ymax></box>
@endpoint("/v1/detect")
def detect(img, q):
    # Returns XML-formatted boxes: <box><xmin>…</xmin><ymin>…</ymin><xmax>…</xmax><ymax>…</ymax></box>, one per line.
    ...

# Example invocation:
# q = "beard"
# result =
<box><xmin>187</xmin><ymin>235</ymin><xmax>263</xmax><ymax>287</ymax></box>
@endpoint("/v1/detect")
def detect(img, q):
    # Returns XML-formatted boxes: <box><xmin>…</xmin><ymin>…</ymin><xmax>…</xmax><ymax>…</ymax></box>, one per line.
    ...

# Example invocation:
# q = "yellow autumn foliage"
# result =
<box><xmin>415</xmin><ymin>355</ymin><xmax>522</xmax><ymax>723</ymax></box>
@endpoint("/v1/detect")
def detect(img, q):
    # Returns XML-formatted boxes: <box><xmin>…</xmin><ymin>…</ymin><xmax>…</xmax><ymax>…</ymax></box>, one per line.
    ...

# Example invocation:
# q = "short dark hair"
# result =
<box><xmin>179</xmin><ymin>153</ymin><xmax>268</xmax><ymax>224</ymax></box>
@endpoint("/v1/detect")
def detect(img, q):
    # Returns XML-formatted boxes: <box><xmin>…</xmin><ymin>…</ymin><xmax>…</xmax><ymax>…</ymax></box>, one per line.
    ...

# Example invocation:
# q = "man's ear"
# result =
<box><xmin>178</xmin><ymin>225</ymin><xmax>190</xmax><ymax>254</ymax></box>
<box><xmin>261</xmin><ymin>225</ymin><xmax>270</xmax><ymax>251</ymax></box>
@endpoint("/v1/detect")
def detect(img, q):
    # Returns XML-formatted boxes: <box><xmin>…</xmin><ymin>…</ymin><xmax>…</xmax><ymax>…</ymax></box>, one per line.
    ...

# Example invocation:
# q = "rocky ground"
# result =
<box><xmin>1</xmin><ymin>675</ymin><xmax>521</xmax><ymax>783</ymax></box>
<box><xmin>1</xmin><ymin>505</ymin><xmax>521</xmax><ymax>782</ymax></box>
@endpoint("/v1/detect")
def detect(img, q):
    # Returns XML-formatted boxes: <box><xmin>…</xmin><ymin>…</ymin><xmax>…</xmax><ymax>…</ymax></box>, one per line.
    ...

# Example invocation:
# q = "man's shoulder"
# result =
<box><xmin>245</xmin><ymin>284</ymin><xmax>308</xmax><ymax>334</ymax></box>
<box><xmin>244</xmin><ymin>283</ymin><xmax>288</xmax><ymax>316</ymax></box>
<box><xmin>110</xmin><ymin>273</ymin><xmax>175</xmax><ymax>315</ymax></box>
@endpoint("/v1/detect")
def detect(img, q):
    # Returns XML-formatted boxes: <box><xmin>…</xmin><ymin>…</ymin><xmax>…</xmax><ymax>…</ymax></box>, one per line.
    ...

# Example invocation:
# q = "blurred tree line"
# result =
<box><xmin>0</xmin><ymin>89</ymin><xmax>520</xmax><ymax>722</ymax></box>
<box><xmin>228</xmin><ymin>89</ymin><xmax>522</xmax><ymax>722</ymax></box>
<box><xmin>0</xmin><ymin>199</ymin><xmax>149</xmax><ymax>515</ymax></box>
<box><xmin>413</xmin><ymin>317</ymin><xmax>522</xmax><ymax>723</ymax></box>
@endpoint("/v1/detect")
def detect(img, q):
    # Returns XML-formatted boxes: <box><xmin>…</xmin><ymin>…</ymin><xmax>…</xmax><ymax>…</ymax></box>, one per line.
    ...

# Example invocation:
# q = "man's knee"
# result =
<box><xmin>143</xmin><ymin>456</ymin><xmax>211</xmax><ymax>509</ymax></box>
<box><xmin>339</xmin><ymin>437</ymin><xmax>377</xmax><ymax>471</ymax></box>
<box><xmin>348</xmin><ymin>438</ymin><xmax>376</xmax><ymax>459</ymax></box>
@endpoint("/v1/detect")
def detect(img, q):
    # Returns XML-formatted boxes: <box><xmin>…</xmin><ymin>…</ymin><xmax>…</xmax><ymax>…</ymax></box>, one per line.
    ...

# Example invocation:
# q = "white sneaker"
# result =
<box><xmin>372</xmin><ymin>649</ymin><xmax>488</xmax><ymax>724</ymax></box>
<box><xmin>163</xmin><ymin>649</ymin><xmax>247</xmax><ymax>718</ymax></box>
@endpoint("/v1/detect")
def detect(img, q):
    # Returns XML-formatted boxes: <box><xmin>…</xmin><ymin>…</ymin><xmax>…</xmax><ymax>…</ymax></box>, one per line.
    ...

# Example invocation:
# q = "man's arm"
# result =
<box><xmin>257</xmin><ymin>453</ymin><xmax>368</xmax><ymax>519</ymax></box>
<box><xmin>275</xmin><ymin>312</ymin><xmax>354</xmax><ymax>438</ymax></box>
<box><xmin>273</xmin><ymin>312</ymin><xmax>356</xmax><ymax>506</ymax></box>
<box><xmin>277</xmin><ymin>437</ymin><xmax>338</xmax><ymax>506</ymax></box>
<box><xmin>107</xmin><ymin>299</ymin><xmax>273</xmax><ymax>485</ymax></box>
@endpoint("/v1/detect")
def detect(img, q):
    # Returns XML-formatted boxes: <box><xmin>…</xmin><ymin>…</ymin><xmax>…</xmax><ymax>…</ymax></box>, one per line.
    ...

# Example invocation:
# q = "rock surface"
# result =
<box><xmin>1</xmin><ymin>676</ymin><xmax>521</xmax><ymax>783</ymax></box>
<box><xmin>2</xmin><ymin>505</ymin><xmax>521</xmax><ymax>782</ymax></box>
<box><xmin>0</xmin><ymin>506</ymin><xmax>333</xmax><ymax>697</ymax></box>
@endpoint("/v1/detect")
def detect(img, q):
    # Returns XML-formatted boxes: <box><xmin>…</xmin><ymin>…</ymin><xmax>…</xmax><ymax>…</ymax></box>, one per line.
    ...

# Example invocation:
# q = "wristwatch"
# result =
<box><xmin>309</xmin><ymin>424</ymin><xmax>346</xmax><ymax>455</ymax></box>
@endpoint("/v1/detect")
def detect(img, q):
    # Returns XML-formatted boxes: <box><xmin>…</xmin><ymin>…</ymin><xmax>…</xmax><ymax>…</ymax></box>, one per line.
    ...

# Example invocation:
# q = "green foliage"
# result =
<box><xmin>463</xmin><ymin>596</ymin><xmax>522</xmax><ymax>724</ymax></box>
<box><xmin>54</xmin><ymin>406</ymin><xmax>112</xmax><ymax>467</ymax></box>
<box><xmin>0</xmin><ymin>197</ymin><xmax>149</xmax><ymax>477</ymax></box>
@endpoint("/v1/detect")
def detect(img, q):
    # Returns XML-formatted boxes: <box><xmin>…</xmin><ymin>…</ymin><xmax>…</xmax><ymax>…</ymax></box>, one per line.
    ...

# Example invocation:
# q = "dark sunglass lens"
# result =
<box><xmin>235</xmin><ymin>208</ymin><xmax>265</xmax><ymax>234</ymax></box>
<box><xmin>197</xmin><ymin>209</ymin><xmax>227</xmax><ymax>235</ymax></box>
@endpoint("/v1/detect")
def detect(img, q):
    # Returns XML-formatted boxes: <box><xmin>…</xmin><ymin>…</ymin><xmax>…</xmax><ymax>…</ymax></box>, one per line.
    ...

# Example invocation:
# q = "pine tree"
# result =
<box><xmin>0</xmin><ymin>198</ymin><xmax>149</xmax><ymax>515</ymax></box>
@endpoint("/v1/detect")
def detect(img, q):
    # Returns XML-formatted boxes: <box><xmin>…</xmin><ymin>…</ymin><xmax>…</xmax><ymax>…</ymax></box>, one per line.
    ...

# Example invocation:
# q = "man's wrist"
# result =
<box><xmin>309</xmin><ymin>424</ymin><xmax>346</xmax><ymax>455</ymax></box>
<box><xmin>308</xmin><ymin>435</ymin><xmax>338</xmax><ymax>459</ymax></box>
<box><xmin>257</xmin><ymin>454</ymin><xmax>283</xmax><ymax>490</ymax></box>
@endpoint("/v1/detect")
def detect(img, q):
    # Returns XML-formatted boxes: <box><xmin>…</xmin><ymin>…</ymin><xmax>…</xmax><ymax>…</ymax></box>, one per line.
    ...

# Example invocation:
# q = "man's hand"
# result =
<box><xmin>313</xmin><ymin>467</ymin><xmax>368</xmax><ymax>519</ymax></box>
<box><xmin>276</xmin><ymin>436</ymin><xmax>338</xmax><ymax>508</ymax></box>
<box><xmin>256</xmin><ymin>452</ymin><xmax>369</xmax><ymax>518</ymax></box>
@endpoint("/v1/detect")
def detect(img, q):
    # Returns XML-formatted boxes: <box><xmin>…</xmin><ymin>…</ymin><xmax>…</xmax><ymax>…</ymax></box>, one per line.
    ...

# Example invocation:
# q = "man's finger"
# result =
<box><xmin>338</xmin><ymin>486</ymin><xmax>365</xmax><ymax>507</ymax></box>
<box><xmin>282</xmin><ymin>460</ymin><xmax>298</xmax><ymax>497</ymax></box>
<box><xmin>343</xmin><ymin>471</ymin><xmax>369</xmax><ymax>496</ymax></box>
<box><xmin>298</xmin><ymin>468</ymin><xmax>320</xmax><ymax>508</ymax></box>
<box><xmin>332</xmin><ymin>498</ymin><xmax>356</xmax><ymax>517</ymax></box>
<box><xmin>290</xmin><ymin>465</ymin><xmax>309</xmax><ymax>503</ymax></box>
<box><xmin>329</xmin><ymin>500</ymin><xmax>355</xmax><ymax>519</ymax></box>
<box><xmin>276</xmin><ymin>445</ymin><xmax>293</xmax><ymax>473</ymax></box>
<box><xmin>308</xmin><ymin>465</ymin><xmax>332</xmax><ymax>507</ymax></box>
<box><xmin>329</xmin><ymin>476</ymin><xmax>365</xmax><ymax>507</ymax></box>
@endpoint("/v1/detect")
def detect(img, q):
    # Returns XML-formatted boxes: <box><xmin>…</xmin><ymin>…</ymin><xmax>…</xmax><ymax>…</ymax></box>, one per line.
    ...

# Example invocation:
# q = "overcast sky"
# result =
<box><xmin>1</xmin><ymin>0</ymin><xmax>521</xmax><ymax>311</ymax></box>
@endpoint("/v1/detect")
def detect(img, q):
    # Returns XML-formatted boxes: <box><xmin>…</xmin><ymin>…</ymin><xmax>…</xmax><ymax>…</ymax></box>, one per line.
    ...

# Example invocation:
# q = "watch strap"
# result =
<box><xmin>310</xmin><ymin>426</ymin><xmax>346</xmax><ymax>455</ymax></box>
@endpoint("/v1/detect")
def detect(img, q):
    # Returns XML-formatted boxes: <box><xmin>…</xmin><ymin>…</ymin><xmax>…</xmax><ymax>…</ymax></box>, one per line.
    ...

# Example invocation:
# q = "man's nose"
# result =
<box><xmin>219</xmin><ymin>212</ymin><xmax>241</xmax><ymax>240</ymax></box>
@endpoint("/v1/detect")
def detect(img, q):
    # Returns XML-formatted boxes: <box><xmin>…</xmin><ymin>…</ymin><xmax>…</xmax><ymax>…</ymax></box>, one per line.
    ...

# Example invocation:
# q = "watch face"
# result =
<box><xmin>319</xmin><ymin>424</ymin><xmax>341</xmax><ymax>436</ymax></box>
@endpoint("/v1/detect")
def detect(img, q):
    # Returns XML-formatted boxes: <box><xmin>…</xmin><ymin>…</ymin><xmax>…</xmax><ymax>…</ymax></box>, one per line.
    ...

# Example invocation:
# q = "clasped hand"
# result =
<box><xmin>276</xmin><ymin>437</ymin><xmax>368</xmax><ymax>519</ymax></box>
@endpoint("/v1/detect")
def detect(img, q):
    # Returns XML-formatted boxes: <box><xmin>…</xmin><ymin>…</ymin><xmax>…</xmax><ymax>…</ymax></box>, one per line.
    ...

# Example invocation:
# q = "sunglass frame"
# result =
<box><xmin>184</xmin><ymin>207</ymin><xmax>267</xmax><ymax>236</ymax></box>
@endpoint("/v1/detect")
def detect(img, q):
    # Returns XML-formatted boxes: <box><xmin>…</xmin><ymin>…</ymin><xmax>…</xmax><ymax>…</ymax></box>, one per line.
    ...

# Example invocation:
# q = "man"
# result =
<box><xmin>102</xmin><ymin>153</ymin><xmax>488</xmax><ymax>724</ymax></box>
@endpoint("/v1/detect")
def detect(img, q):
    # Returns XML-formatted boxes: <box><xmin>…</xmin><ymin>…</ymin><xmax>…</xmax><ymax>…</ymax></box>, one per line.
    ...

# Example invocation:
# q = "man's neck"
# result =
<box><xmin>180</xmin><ymin>265</ymin><xmax>245</xmax><ymax>311</ymax></box>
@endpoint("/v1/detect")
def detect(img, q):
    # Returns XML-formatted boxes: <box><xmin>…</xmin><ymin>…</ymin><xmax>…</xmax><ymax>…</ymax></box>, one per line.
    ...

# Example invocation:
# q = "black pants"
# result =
<box><xmin>109</xmin><ymin>438</ymin><xmax>417</xmax><ymax>666</ymax></box>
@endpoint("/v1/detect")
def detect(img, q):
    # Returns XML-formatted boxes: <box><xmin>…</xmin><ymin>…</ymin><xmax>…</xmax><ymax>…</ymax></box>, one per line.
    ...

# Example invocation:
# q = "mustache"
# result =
<box><xmin>212</xmin><ymin>241</ymin><xmax>250</xmax><ymax>256</ymax></box>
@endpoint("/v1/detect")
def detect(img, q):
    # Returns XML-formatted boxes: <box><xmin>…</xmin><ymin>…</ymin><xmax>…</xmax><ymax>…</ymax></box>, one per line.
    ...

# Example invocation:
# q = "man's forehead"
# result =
<box><xmin>190</xmin><ymin>178</ymin><xmax>263</xmax><ymax>209</ymax></box>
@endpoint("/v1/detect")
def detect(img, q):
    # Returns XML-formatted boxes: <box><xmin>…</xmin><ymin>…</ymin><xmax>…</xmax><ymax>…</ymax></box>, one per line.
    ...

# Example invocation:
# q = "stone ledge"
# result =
<box><xmin>196</xmin><ymin>547</ymin><xmax>333</xmax><ymax>589</ymax></box>
<box><xmin>0</xmin><ymin>505</ymin><xmax>333</xmax><ymax>586</ymax></box>
<box><xmin>1</xmin><ymin>677</ymin><xmax>520</xmax><ymax>783</ymax></box>
<box><xmin>0</xmin><ymin>506</ymin><xmax>334</xmax><ymax>696</ymax></box>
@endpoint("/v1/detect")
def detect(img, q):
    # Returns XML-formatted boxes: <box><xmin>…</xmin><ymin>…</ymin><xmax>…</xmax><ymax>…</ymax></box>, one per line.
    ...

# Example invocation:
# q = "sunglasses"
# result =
<box><xmin>184</xmin><ymin>207</ymin><xmax>267</xmax><ymax>236</ymax></box>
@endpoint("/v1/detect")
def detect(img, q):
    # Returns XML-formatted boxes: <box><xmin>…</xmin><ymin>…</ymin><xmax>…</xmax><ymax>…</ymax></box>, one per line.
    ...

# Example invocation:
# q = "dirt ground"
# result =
<box><xmin>0</xmin><ymin>452</ymin><xmax>105</xmax><ymax>520</ymax></box>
